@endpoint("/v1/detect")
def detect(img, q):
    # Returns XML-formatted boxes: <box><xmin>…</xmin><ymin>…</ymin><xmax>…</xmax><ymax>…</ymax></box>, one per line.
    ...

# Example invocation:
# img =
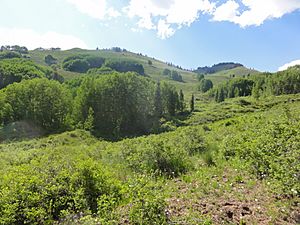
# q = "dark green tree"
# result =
<box><xmin>197</xmin><ymin>74</ymin><xmax>205</xmax><ymax>81</ymax></box>
<box><xmin>216</xmin><ymin>88</ymin><xmax>225</xmax><ymax>102</ymax></box>
<box><xmin>45</xmin><ymin>55</ymin><xmax>57</xmax><ymax>66</ymax></box>
<box><xmin>154</xmin><ymin>82</ymin><xmax>163</xmax><ymax>118</ymax></box>
<box><xmin>178</xmin><ymin>89</ymin><xmax>185</xmax><ymax>112</ymax></box>
<box><xmin>190</xmin><ymin>94</ymin><xmax>195</xmax><ymax>112</ymax></box>
<box><xmin>163</xmin><ymin>68</ymin><xmax>171</xmax><ymax>76</ymax></box>
<box><xmin>1</xmin><ymin>78</ymin><xmax>71</xmax><ymax>132</ymax></box>
<box><xmin>198</xmin><ymin>79</ymin><xmax>213</xmax><ymax>92</ymax></box>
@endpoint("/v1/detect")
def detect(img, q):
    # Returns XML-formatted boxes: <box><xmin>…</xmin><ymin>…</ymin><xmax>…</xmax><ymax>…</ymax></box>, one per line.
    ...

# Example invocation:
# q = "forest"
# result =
<box><xmin>0</xmin><ymin>47</ymin><xmax>299</xmax><ymax>224</ymax></box>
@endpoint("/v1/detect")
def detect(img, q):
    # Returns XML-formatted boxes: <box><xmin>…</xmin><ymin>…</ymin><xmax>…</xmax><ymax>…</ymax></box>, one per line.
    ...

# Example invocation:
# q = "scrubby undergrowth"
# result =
<box><xmin>0</xmin><ymin>95</ymin><xmax>299</xmax><ymax>224</ymax></box>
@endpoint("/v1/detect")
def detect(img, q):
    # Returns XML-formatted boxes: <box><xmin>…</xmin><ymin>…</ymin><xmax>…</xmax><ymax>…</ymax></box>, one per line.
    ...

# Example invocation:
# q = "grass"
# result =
<box><xmin>0</xmin><ymin>93</ymin><xmax>299</xmax><ymax>224</ymax></box>
<box><xmin>206</xmin><ymin>66</ymin><xmax>260</xmax><ymax>86</ymax></box>
<box><xmin>28</xmin><ymin>49</ymin><xmax>258</xmax><ymax>97</ymax></box>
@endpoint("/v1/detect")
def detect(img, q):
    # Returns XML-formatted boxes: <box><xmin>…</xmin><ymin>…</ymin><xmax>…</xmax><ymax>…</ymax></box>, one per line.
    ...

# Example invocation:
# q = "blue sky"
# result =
<box><xmin>0</xmin><ymin>0</ymin><xmax>300</xmax><ymax>72</ymax></box>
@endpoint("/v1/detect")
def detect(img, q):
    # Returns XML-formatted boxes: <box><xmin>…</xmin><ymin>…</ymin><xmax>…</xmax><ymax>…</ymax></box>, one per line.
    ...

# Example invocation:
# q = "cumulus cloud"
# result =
<box><xmin>124</xmin><ymin>0</ymin><xmax>215</xmax><ymax>39</ymax></box>
<box><xmin>66</xmin><ymin>0</ymin><xmax>120</xmax><ymax>20</ymax></box>
<box><xmin>157</xmin><ymin>19</ymin><xmax>175</xmax><ymax>39</ymax></box>
<box><xmin>278</xmin><ymin>59</ymin><xmax>300</xmax><ymax>71</ymax></box>
<box><xmin>212</xmin><ymin>0</ymin><xmax>300</xmax><ymax>27</ymax></box>
<box><xmin>0</xmin><ymin>27</ymin><xmax>88</xmax><ymax>50</ymax></box>
<box><xmin>213</xmin><ymin>0</ymin><xmax>240</xmax><ymax>22</ymax></box>
<box><xmin>64</xmin><ymin>0</ymin><xmax>300</xmax><ymax>39</ymax></box>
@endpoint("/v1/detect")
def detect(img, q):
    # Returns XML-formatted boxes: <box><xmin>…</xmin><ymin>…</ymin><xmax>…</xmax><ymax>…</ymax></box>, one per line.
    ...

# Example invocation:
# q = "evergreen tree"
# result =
<box><xmin>252</xmin><ymin>83</ymin><xmax>260</xmax><ymax>100</ymax></box>
<box><xmin>154</xmin><ymin>82</ymin><xmax>163</xmax><ymax>118</ymax></box>
<box><xmin>218</xmin><ymin>88</ymin><xmax>225</xmax><ymax>102</ymax></box>
<box><xmin>215</xmin><ymin>89</ymin><xmax>219</xmax><ymax>102</ymax></box>
<box><xmin>190</xmin><ymin>94</ymin><xmax>195</xmax><ymax>112</ymax></box>
<box><xmin>178</xmin><ymin>89</ymin><xmax>185</xmax><ymax>112</ymax></box>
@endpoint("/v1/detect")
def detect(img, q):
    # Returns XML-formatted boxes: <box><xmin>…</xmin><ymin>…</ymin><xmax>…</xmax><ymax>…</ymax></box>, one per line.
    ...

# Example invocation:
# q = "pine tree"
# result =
<box><xmin>218</xmin><ymin>88</ymin><xmax>225</xmax><ymax>102</ymax></box>
<box><xmin>215</xmin><ymin>89</ymin><xmax>219</xmax><ymax>102</ymax></box>
<box><xmin>252</xmin><ymin>83</ymin><xmax>260</xmax><ymax>100</ymax></box>
<box><xmin>154</xmin><ymin>82</ymin><xmax>163</xmax><ymax>118</ymax></box>
<box><xmin>190</xmin><ymin>94</ymin><xmax>195</xmax><ymax>112</ymax></box>
<box><xmin>179</xmin><ymin>89</ymin><xmax>185</xmax><ymax>112</ymax></box>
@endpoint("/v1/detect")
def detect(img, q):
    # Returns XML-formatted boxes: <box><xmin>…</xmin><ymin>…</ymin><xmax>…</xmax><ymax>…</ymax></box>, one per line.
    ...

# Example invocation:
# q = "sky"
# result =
<box><xmin>0</xmin><ymin>0</ymin><xmax>300</xmax><ymax>72</ymax></box>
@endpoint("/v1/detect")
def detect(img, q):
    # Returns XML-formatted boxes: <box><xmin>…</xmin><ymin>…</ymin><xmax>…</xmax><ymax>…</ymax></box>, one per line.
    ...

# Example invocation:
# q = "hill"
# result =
<box><xmin>194</xmin><ymin>62</ymin><xmax>244</xmax><ymax>74</ymax></box>
<box><xmin>27</xmin><ymin>49</ymin><xmax>260</xmax><ymax>95</ymax></box>
<box><xmin>0</xmin><ymin>94</ymin><xmax>299</xmax><ymax>224</ymax></box>
<box><xmin>205</xmin><ymin>66</ymin><xmax>260</xmax><ymax>85</ymax></box>
<box><xmin>0</xmin><ymin>46</ymin><xmax>299</xmax><ymax>224</ymax></box>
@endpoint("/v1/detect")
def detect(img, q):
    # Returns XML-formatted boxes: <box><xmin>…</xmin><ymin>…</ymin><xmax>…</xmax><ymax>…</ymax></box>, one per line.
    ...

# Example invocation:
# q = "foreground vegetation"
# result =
<box><xmin>0</xmin><ymin>94</ymin><xmax>299</xmax><ymax>224</ymax></box>
<box><xmin>0</xmin><ymin>46</ymin><xmax>299</xmax><ymax>224</ymax></box>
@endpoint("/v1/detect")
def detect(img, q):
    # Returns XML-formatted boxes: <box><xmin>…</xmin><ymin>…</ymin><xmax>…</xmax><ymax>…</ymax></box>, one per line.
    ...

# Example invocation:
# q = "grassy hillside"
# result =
<box><xmin>28</xmin><ymin>49</ymin><xmax>259</xmax><ymax>96</ymax></box>
<box><xmin>205</xmin><ymin>66</ymin><xmax>259</xmax><ymax>86</ymax></box>
<box><xmin>0</xmin><ymin>94</ymin><xmax>299</xmax><ymax>224</ymax></box>
<box><xmin>29</xmin><ymin>49</ymin><xmax>198</xmax><ymax>93</ymax></box>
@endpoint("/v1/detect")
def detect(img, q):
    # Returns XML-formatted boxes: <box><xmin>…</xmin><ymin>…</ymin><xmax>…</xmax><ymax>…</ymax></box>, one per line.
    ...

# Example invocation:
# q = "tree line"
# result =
<box><xmin>62</xmin><ymin>54</ymin><xmax>145</xmax><ymax>75</ymax></box>
<box><xmin>0</xmin><ymin>71</ymin><xmax>186</xmax><ymax>139</ymax></box>
<box><xmin>211</xmin><ymin>65</ymin><xmax>300</xmax><ymax>102</ymax></box>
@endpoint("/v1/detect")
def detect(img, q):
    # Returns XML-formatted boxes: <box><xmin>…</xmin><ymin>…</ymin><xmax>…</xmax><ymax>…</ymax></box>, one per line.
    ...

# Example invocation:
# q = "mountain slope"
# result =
<box><xmin>28</xmin><ymin>48</ymin><xmax>260</xmax><ymax>95</ymax></box>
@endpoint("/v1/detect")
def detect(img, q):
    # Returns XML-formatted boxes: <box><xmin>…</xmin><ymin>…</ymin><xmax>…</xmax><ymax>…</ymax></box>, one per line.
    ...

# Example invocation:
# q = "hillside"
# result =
<box><xmin>194</xmin><ymin>62</ymin><xmax>243</xmax><ymax>74</ymax></box>
<box><xmin>205</xmin><ymin>66</ymin><xmax>260</xmax><ymax>85</ymax></box>
<box><xmin>28</xmin><ymin>49</ymin><xmax>260</xmax><ymax>95</ymax></box>
<box><xmin>0</xmin><ymin>94</ymin><xmax>299</xmax><ymax>224</ymax></box>
<box><xmin>29</xmin><ymin>48</ymin><xmax>199</xmax><ymax>94</ymax></box>
<box><xmin>1</xmin><ymin>47</ymin><xmax>299</xmax><ymax>224</ymax></box>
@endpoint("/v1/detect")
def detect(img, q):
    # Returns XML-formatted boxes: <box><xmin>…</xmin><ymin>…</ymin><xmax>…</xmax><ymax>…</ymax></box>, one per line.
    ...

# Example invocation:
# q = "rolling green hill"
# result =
<box><xmin>28</xmin><ymin>48</ymin><xmax>259</xmax><ymax>96</ymax></box>
<box><xmin>29</xmin><ymin>48</ymin><xmax>200</xmax><ymax>95</ymax></box>
<box><xmin>204</xmin><ymin>66</ymin><xmax>259</xmax><ymax>86</ymax></box>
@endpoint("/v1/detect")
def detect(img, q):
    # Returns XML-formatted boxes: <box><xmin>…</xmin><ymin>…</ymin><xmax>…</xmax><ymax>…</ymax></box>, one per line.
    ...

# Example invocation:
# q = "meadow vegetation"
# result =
<box><xmin>0</xmin><ymin>48</ymin><xmax>299</xmax><ymax>224</ymax></box>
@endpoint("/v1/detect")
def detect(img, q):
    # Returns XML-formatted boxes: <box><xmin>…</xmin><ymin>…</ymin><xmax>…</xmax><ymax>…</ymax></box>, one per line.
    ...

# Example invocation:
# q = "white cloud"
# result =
<box><xmin>213</xmin><ymin>0</ymin><xmax>239</xmax><ymax>22</ymax></box>
<box><xmin>212</xmin><ymin>0</ymin><xmax>300</xmax><ymax>27</ymax></box>
<box><xmin>0</xmin><ymin>27</ymin><xmax>88</xmax><ymax>50</ymax></box>
<box><xmin>124</xmin><ymin>0</ymin><xmax>215</xmax><ymax>39</ymax></box>
<box><xmin>278</xmin><ymin>59</ymin><xmax>300</xmax><ymax>71</ymax></box>
<box><xmin>157</xmin><ymin>19</ymin><xmax>175</xmax><ymax>39</ymax></box>
<box><xmin>64</xmin><ymin>0</ymin><xmax>300</xmax><ymax>39</ymax></box>
<box><xmin>66</xmin><ymin>0</ymin><xmax>120</xmax><ymax>19</ymax></box>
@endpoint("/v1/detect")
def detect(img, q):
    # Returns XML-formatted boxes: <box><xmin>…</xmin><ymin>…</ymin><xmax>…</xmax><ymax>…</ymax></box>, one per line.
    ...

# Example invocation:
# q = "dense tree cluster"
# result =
<box><xmin>0</xmin><ymin>51</ymin><xmax>21</xmax><ymax>60</ymax></box>
<box><xmin>0</xmin><ymin>58</ymin><xmax>63</xmax><ymax>89</ymax></box>
<box><xmin>62</xmin><ymin>54</ymin><xmax>145</xmax><ymax>76</ymax></box>
<box><xmin>0</xmin><ymin>79</ymin><xmax>71</xmax><ymax>131</ymax></box>
<box><xmin>105</xmin><ymin>60</ymin><xmax>145</xmax><ymax>75</ymax></box>
<box><xmin>73</xmin><ymin>73</ymin><xmax>184</xmax><ymax>138</ymax></box>
<box><xmin>87</xmin><ymin>66</ymin><xmax>114</xmax><ymax>75</ymax></box>
<box><xmin>0</xmin><ymin>45</ymin><xmax>29</xmax><ymax>54</ymax></box>
<box><xmin>212</xmin><ymin>65</ymin><xmax>300</xmax><ymax>102</ymax></box>
<box><xmin>198</xmin><ymin>79</ymin><xmax>213</xmax><ymax>93</ymax></box>
<box><xmin>162</xmin><ymin>69</ymin><xmax>183</xmax><ymax>82</ymax></box>
<box><xmin>0</xmin><ymin>66</ymin><xmax>185</xmax><ymax>138</ymax></box>
<box><xmin>63</xmin><ymin>55</ymin><xmax>105</xmax><ymax>73</ymax></box>
<box><xmin>44</xmin><ymin>54</ymin><xmax>57</xmax><ymax>65</ymax></box>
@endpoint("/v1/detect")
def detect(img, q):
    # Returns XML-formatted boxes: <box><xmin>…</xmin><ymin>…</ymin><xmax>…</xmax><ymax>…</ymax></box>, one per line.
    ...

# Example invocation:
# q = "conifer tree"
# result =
<box><xmin>190</xmin><ymin>94</ymin><xmax>195</xmax><ymax>112</ymax></box>
<box><xmin>154</xmin><ymin>82</ymin><xmax>163</xmax><ymax>118</ymax></box>
<box><xmin>179</xmin><ymin>89</ymin><xmax>185</xmax><ymax>112</ymax></box>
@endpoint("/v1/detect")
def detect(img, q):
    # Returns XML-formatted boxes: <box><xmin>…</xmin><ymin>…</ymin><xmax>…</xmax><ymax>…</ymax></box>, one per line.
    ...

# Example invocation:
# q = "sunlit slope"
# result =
<box><xmin>29</xmin><ymin>49</ymin><xmax>260</xmax><ymax>94</ymax></box>
<box><xmin>206</xmin><ymin>66</ymin><xmax>260</xmax><ymax>85</ymax></box>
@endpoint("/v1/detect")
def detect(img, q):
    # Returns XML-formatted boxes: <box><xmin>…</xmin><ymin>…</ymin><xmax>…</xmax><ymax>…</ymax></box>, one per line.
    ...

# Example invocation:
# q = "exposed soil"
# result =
<box><xmin>166</xmin><ymin>173</ymin><xmax>300</xmax><ymax>225</ymax></box>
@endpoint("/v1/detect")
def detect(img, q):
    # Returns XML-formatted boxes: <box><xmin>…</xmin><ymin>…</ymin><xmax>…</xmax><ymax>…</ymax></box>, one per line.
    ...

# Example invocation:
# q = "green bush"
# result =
<box><xmin>0</xmin><ymin>149</ymin><xmax>121</xmax><ymax>224</ymax></box>
<box><xmin>221</xmin><ymin>112</ymin><xmax>300</xmax><ymax>195</ymax></box>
